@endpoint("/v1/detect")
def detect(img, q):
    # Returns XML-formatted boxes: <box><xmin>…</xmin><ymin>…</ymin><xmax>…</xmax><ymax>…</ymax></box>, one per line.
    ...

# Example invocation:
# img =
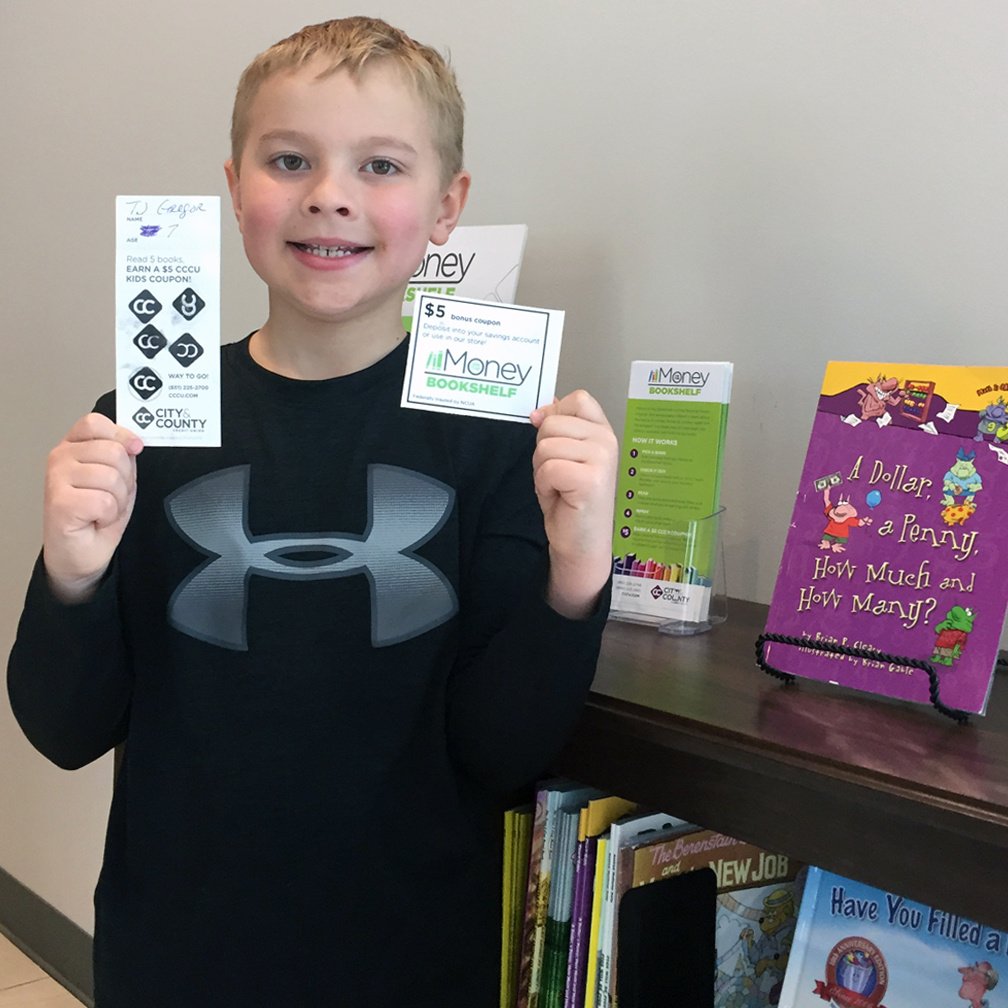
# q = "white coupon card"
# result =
<box><xmin>115</xmin><ymin>196</ymin><xmax>221</xmax><ymax>447</ymax></box>
<box><xmin>401</xmin><ymin>293</ymin><xmax>563</xmax><ymax>422</ymax></box>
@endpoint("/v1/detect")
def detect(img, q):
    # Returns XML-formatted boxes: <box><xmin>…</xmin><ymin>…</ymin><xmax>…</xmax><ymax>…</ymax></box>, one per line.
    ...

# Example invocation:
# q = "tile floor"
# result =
<box><xmin>0</xmin><ymin>935</ymin><xmax>84</xmax><ymax>1007</ymax></box>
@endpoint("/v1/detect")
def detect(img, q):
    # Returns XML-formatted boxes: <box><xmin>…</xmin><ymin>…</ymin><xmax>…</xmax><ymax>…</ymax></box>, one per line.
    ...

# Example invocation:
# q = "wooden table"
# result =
<box><xmin>552</xmin><ymin>599</ymin><xmax>1008</xmax><ymax>932</ymax></box>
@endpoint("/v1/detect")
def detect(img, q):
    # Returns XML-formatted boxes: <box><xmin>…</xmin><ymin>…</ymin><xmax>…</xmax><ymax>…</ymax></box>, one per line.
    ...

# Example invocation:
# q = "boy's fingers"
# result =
<box><xmin>65</xmin><ymin>413</ymin><xmax>144</xmax><ymax>455</ymax></box>
<box><xmin>534</xmin><ymin>415</ymin><xmax>609</xmax><ymax>448</ymax></box>
<box><xmin>48</xmin><ymin>438</ymin><xmax>141</xmax><ymax>499</ymax></box>
<box><xmin>531</xmin><ymin>389</ymin><xmax>607</xmax><ymax>427</ymax></box>
<box><xmin>533</xmin><ymin>428</ymin><xmax>611</xmax><ymax>466</ymax></box>
<box><xmin>57</xmin><ymin>437</ymin><xmax>135</xmax><ymax>470</ymax></box>
<box><xmin>45</xmin><ymin>415</ymin><xmax>143</xmax><ymax>537</ymax></box>
<box><xmin>66</xmin><ymin>455</ymin><xmax>135</xmax><ymax>498</ymax></box>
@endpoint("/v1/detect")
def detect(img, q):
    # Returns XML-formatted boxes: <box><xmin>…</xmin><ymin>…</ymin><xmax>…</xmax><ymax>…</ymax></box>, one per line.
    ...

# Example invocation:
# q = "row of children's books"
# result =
<box><xmin>502</xmin><ymin>780</ymin><xmax>1008</xmax><ymax>1008</ymax></box>
<box><xmin>501</xmin><ymin>779</ymin><xmax>804</xmax><ymax>1008</ymax></box>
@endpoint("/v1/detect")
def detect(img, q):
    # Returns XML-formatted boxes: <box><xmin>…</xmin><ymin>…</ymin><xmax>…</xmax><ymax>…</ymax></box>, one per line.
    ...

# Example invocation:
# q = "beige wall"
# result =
<box><xmin>2</xmin><ymin>0</ymin><xmax>1006</xmax><ymax>933</ymax></box>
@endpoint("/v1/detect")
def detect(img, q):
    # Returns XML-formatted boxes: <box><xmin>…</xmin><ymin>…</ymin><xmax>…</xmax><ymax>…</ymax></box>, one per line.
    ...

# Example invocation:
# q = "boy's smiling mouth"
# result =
<box><xmin>289</xmin><ymin>241</ymin><xmax>370</xmax><ymax>259</ymax></box>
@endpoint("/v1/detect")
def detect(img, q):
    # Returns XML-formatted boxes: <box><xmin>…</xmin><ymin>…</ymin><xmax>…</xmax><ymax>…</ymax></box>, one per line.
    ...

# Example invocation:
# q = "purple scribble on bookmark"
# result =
<box><xmin>140</xmin><ymin>225</ymin><xmax>162</xmax><ymax>237</ymax></box>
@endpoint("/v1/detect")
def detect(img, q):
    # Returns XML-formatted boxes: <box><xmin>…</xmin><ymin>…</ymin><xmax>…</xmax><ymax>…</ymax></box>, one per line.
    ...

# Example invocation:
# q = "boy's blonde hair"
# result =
<box><xmin>231</xmin><ymin>16</ymin><xmax>465</xmax><ymax>183</ymax></box>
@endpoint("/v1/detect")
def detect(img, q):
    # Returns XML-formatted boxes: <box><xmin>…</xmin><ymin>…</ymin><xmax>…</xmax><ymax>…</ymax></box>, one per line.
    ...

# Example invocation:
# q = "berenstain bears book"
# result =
<box><xmin>779</xmin><ymin>867</ymin><xmax>1007</xmax><ymax>1008</ymax></box>
<box><xmin>625</xmin><ymin>828</ymin><xmax>805</xmax><ymax>1008</ymax></box>
<box><xmin>764</xmin><ymin>361</ymin><xmax>1008</xmax><ymax>715</ymax></box>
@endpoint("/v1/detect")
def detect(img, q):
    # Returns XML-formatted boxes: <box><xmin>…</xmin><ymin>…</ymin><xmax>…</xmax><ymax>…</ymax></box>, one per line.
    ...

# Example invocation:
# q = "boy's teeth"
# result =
<box><xmin>302</xmin><ymin>243</ymin><xmax>355</xmax><ymax>257</ymax></box>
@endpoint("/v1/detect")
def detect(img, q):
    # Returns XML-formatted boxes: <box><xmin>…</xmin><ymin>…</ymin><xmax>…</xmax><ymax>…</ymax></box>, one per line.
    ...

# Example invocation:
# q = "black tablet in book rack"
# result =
<box><xmin>616</xmin><ymin>866</ymin><xmax>716</xmax><ymax>1008</ymax></box>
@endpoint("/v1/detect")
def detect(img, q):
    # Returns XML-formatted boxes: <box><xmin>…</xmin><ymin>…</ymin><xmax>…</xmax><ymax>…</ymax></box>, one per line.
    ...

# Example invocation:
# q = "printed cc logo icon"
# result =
<box><xmin>128</xmin><ymin>366</ymin><xmax>163</xmax><ymax>401</ymax></box>
<box><xmin>132</xmin><ymin>407</ymin><xmax>155</xmax><ymax>429</ymax></box>
<box><xmin>133</xmin><ymin>324</ymin><xmax>166</xmax><ymax>359</ymax></box>
<box><xmin>169</xmin><ymin>333</ymin><xmax>204</xmax><ymax>367</ymax></box>
<box><xmin>128</xmin><ymin>290</ymin><xmax>162</xmax><ymax>323</ymax></box>
<box><xmin>173</xmin><ymin>288</ymin><xmax>206</xmax><ymax>321</ymax></box>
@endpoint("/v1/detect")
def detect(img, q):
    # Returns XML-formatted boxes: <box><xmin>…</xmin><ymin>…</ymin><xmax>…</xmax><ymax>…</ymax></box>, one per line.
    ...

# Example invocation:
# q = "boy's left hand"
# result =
<box><xmin>530</xmin><ymin>390</ymin><xmax>618</xmax><ymax>619</ymax></box>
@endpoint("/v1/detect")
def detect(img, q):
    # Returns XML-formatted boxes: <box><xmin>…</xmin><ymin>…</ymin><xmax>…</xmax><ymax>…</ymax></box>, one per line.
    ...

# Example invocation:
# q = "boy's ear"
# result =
<box><xmin>224</xmin><ymin>159</ymin><xmax>243</xmax><ymax>230</ymax></box>
<box><xmin>429</xmin><ymin>171</ymin><xmax>471</xmax><ymax>247</ymax></box>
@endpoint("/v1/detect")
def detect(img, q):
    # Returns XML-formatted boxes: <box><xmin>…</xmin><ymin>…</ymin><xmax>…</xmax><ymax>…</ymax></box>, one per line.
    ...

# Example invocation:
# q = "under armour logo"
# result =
<box><xmin>165</xmin><ymin>464</ymin><xmax>457</xmax><ymax>650</ymax></box>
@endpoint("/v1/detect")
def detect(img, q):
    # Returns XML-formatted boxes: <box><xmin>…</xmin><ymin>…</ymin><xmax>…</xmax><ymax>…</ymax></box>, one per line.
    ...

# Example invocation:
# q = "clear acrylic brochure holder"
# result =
<box><xmin>609</xmin><ymin>507</ymin><xmax>727</xmax><ymax>636</ymax></box>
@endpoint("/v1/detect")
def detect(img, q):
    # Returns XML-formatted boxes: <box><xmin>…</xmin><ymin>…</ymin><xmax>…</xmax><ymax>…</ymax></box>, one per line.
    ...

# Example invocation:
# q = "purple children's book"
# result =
<box><xmin>763</xmin><ymin>361</ymin><xmax>1008</xmax><ymax>715</ymax></box>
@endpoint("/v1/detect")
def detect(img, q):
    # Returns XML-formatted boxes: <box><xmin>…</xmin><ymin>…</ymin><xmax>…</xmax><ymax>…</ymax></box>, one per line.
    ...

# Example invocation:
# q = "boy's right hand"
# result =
<box><xmin>43</xmin><ymin>414</ymin><xmax>144</xmax><ymax>604</ymax></box>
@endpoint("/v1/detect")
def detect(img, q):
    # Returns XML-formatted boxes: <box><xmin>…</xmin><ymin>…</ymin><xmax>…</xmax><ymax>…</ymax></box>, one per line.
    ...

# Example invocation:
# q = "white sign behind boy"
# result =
<box><xmin>400</xmin><ymin>224</ymin><xmax>528</xmax><ymax>332</ymax></box>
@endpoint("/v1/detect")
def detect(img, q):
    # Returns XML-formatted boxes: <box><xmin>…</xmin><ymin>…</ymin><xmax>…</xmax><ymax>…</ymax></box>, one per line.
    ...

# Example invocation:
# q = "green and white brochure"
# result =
<box><xmin>611</xmin><ymin>360</ymin><xmax>733</xmax><ymax>624</ymax></box>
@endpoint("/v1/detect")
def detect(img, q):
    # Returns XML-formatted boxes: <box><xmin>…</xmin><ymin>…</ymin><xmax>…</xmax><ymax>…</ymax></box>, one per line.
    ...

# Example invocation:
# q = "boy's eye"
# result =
<box><xmin>363</xmin><ymin>158</ymin><xmax>399</xmax><ymax>177</ymax></box>
<box><xmin>272</xmin><ymin>153</ymin><xmax>308</xmax><ymax>172</ymax></box>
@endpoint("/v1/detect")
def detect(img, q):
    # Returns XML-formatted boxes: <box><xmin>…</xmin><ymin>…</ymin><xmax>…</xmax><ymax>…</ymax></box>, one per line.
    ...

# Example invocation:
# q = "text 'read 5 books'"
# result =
<box><xmin>402</xmin><ymin>224</ymin><xmax>528</xmax><ymax>332</ymax></box>
<box><xmin>779</xmin><ymin>866</ymin><xmax>1007</xmax><ymax>1008</ymax></box>
<box><xmin>610</xmin><ymin>361</ymin><xmax>733</xmax><ymax>627</ymax></box>
<box><xmin>764</xmin><ymin>361</ymin><xmax>1008</xmax><ymax>715</ymax></box>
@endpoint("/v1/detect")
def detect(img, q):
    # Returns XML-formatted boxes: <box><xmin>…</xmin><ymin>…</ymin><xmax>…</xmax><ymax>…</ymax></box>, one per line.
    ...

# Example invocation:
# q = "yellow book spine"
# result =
<box><xmin>502</xmin><ymin>810</ymin><xmax>516</xmax><ymax>1008</ymax></box>
<box><xmin>584</xmin><ymin>797</ymin><xmax>636</xmax><ymax>839</ymax></box>
<box><xmin>582</xmin><ymin>836</ymin><xmax>608</xmax><ymax>1008</ymax></box>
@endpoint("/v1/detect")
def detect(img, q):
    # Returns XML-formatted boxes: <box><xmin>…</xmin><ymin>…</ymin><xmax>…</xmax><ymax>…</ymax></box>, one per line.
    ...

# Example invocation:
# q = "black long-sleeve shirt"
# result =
<box><xmin>8</xmin><ymin>337</ymin><xmax>608</xmax><ymax>1006</ymax></box>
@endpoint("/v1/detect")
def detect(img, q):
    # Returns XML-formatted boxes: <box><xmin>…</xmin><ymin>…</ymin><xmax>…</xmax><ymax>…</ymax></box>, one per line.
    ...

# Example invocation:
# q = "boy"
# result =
<box><xmin>7</xmin><ymin>16</ymin><xmax>617</xmax><ymax>1007</ymax></box>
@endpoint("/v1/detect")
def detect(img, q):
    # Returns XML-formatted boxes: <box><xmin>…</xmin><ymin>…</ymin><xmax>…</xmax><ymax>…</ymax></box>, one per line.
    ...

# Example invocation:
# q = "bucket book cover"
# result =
<box><xmin>779</xmin><ymin>867</ymin><xmax>1006</xmax><ymax>1008</ymax></box>
<box><xmin>764</xmin><ymin>361</ymin><xmax>1008</xmax><ymax>715</ymax></box>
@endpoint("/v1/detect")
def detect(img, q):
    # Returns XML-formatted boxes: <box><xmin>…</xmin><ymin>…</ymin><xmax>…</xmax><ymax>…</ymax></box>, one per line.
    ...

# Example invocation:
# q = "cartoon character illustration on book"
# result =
<box><xmin>940</xmin><ymin>446</ymin><xmax>983</xmax><ymax>525</ymax></box>
<box><xmin>974</xmin><ymin>397</ymin><xmax>1008</xmax><ymax>444</ymax></box>
<box><xmin>819</xmin><ymin>485</ymin><xmax>872</xmax><ymax>553</ymax></box>
<box><xmin>857</xmin><ymin>375</ymin><xmax>903</xmax><ymax>422</ymax></box>
<box><xmin>718</xmin><ymin>960</ymin><xmax>759</xmax><ymax>1008</ymax></box>
<box><xmin>931</xmin><ymin>605</ymin><xmax>975</xmax><ymax>666</ymax></box>
<box><xmin>958</xmin><ymin>960</ymin><xmax>999</xmax><ymax>1008</ymax></box>
<box><xmin>942</xmin><ymin>502</ymin><xmax>977</xmax><ymax>527</ymax></box>
<box><xmin>738</xmin><ymin>888</ymin><xmax>796</xmax><ymax>1007</ymax></box>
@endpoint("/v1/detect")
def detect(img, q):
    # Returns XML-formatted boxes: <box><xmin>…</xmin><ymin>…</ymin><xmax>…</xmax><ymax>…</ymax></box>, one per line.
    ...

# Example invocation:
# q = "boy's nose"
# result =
<box><xmin>305</xmin><ymin>173</ymin><xmax>353</xmax><ymax>217</ymax></box>
<box><xmin>309</xmin><ymin>203</ymin><xmax>351</xmax><ymax>217</ymax></box>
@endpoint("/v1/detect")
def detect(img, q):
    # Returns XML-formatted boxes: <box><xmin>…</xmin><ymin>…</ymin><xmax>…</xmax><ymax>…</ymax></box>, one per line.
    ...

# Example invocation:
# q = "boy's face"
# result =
<box><xmin>225</xmin><ymin>59</ymin><xmax>468</xmax><ymax>334</ymax></box>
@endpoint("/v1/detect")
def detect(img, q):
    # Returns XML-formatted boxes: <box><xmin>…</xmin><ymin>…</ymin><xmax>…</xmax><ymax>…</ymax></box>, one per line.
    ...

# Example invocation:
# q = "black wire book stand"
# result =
<box><xmin>753</xmin><ymin>630</ymin><xmax>976</xmax><ymax>724</ymax></box>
